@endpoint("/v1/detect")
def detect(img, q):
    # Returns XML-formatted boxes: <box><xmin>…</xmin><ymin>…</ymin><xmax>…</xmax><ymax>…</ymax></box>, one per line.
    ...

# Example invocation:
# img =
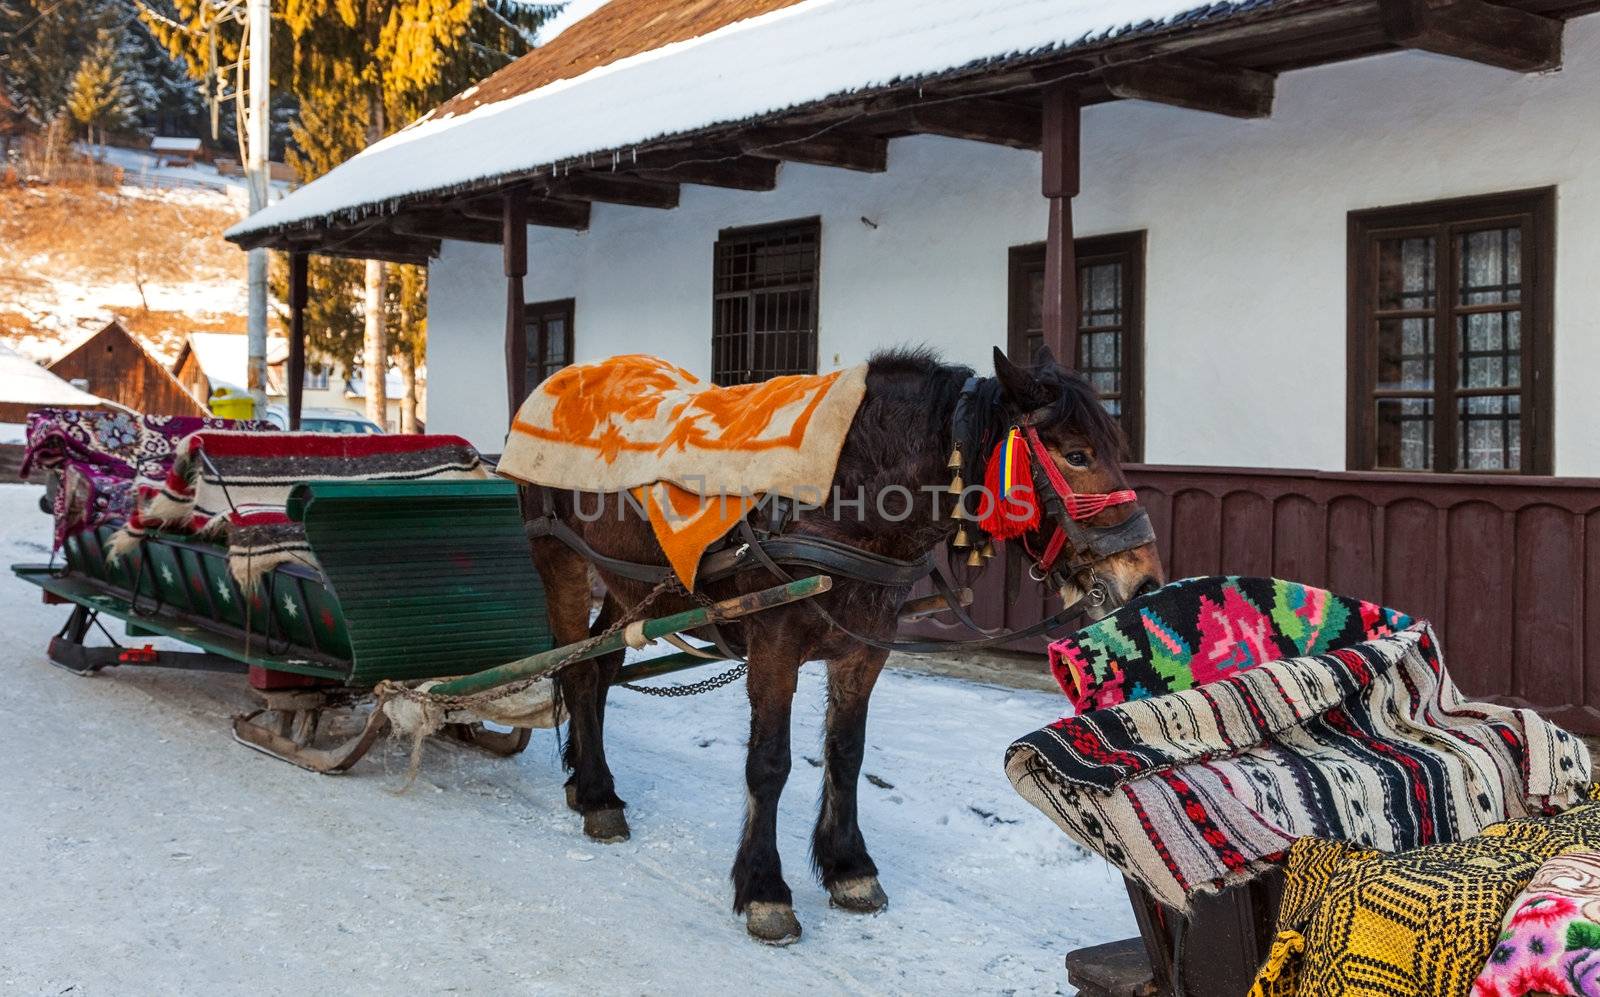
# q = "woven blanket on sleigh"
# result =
<box><xmin>1005</xmin><ymin>576</ymin><xmax>1593</xmax><ymax>913</ymax></box>
<box><xmin>109</xmin><ymin>431</ymin><xmax>488</xmax><ymax>588</ymax></box>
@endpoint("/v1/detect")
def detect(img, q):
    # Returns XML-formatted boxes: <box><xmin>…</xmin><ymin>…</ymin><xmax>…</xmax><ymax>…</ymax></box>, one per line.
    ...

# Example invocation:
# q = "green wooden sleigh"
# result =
<box><xmin>12</xmin><ymin>478</ymin><xmax>829</xmax><ymax>772</ymax></box>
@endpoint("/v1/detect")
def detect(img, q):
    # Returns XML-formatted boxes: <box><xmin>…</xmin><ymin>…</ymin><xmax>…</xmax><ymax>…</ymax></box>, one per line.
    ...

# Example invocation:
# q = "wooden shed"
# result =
<box><xmin>48</xmin><ymin>321</ymin><xmax>206</xmax><ymax>417</ymax></box>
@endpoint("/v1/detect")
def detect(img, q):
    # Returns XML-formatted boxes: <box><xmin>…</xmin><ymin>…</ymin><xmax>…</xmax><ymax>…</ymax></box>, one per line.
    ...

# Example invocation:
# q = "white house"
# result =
<box><xmin>225</xmin><ymin>0</ymin><xmax>1600</xmax><ymax>723</ymax></box>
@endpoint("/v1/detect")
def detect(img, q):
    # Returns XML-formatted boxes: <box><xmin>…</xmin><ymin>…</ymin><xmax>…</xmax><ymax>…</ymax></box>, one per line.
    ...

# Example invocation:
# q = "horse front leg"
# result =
<box><xmin>733</xmin><ymin>636</ymin><xmax>805</xmax><ymax>945</ymax></box>
<box><xmin>813</xmin><ymin>643</ymin><xmax>890</xmax><ymax>913</ymax></box>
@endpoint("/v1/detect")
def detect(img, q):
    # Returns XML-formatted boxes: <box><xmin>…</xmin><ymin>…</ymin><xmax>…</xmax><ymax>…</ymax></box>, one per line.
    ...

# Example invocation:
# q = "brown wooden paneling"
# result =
<box><xmin>905</xmin><ymin>464</ymin><xmax>1600</xmax><ymax>733</ymax></box>
<box><xmin>48</xmin><ymin>321</ymin><xmax>205</xmax><ymax>417</ymax></box>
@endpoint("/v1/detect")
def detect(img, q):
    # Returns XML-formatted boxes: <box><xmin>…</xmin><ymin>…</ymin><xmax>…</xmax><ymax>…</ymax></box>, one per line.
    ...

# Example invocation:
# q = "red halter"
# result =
<box><xmin>1019</xmin><ymin>425</ymin><xmax>1138</xmax><ymax>577</ymax></box>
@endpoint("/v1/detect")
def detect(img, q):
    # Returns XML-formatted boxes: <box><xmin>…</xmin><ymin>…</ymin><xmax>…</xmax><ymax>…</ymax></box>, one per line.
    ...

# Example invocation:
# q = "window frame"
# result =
<box><xmin>1007</xmin><ymin>230</ymin><xmax>1146</xmax><ymax>461</ymax></box>
<box><xmin>1347</xmin><ymin>188</ymin><xmax>1555</xmax><ymax>475</ymax></box>
<box><xmin>711</xmin><ymin>216</ymin><xmax>821</xmax><ymax>386</ymax></box>
<box><xmin>521</xmin><ymin>297</ymin><xmax>575</xmax><ymax>399</ymax></box>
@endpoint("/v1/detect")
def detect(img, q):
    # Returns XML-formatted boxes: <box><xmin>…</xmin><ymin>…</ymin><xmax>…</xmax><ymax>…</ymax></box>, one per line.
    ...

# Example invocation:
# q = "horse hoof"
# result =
<box><xmin>746</xmin><ymin>902</ymin><xmax>802</xmax><ymax>946</ymax></box>
<box><xmin>564</xmin><ymin>782</ymin><xmax>579</xmax><ymax>812</ymax></box>
<box><xmin>828</xmin><ymin>876</ymin><xmax>889</xmax><ymax>913</ymax></box>
<box><xmin>583</xmin><ymin>808</ymin><xmax>630</xmax><ymax>843</ymax></box>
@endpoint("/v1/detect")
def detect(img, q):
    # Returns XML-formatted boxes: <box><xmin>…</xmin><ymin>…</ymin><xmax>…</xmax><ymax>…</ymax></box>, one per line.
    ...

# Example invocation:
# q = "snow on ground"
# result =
<box><xmin>0</xmin><ymin>483</ymin><xmax>1134</xmax><ymax>994</ymax></box>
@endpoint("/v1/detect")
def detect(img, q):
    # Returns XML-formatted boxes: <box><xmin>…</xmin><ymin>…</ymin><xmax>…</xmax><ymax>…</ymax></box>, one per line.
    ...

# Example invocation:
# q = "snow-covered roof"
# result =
<box><xmin>181</xmin><ymin>332</ymin><xmax>289</xmax><ymax>391</ymax></box>
<box><xmin>150</xmin><ymin>136</ymin><xmax>204</xmax><ymax>152</ymax></box>
<box><xmin>0</xmin><ymin>343</ymin><xmax>108</xmax><ymax>408</ymax></box>
<box><xmin>229</xmin><ymin>0</ymin><xmax>1285</xmax><ymax>240</ymax></box>
<box><xmin>345</xmin><ymin>369</ymin><xmax>407</xmax><ymax>400</ymax></box>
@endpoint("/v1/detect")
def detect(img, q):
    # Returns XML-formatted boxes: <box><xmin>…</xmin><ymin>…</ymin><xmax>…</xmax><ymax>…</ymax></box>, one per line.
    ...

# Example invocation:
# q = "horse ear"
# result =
<box><xmin>1032</xmin><ymin>343</ymin><xmax>1059</xmax><ymax>369</ymax></box>
<box><xmin>992</xmin><ymin>346</ymin><xmax>1051</xmax><ymax>411</ymax></box>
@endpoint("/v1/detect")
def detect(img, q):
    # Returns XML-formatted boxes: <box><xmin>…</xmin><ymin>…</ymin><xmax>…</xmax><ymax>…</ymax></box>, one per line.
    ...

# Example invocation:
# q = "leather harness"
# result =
<box><xmin>520</xmin><ymin>375</ymin><xmax>1156</xmax><ymax>653</ymax></box>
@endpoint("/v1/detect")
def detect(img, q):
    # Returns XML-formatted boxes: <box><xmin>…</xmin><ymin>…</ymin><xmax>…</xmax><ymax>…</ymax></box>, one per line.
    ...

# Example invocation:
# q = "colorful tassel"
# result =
<box><xmin>978</xmin><ymin>427</ymin><xmax>1040</xmax><ymax>541</ymax></box>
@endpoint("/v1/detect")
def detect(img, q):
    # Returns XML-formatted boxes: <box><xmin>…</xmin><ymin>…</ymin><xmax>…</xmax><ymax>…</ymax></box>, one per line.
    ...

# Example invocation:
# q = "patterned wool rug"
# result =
<box><xmin>497</xmin><ymin>354</ymin><xmax>868</xmax><ymax>586</ymax></box>
<box><xmin>21</xmin><ymin>408</ymin><xmax>266</xmax><ymax>549</ymax></box>
<box><xmin>1006</xmin><ymin>576</ymin><xmax>1592</xmax><ymax>912</ymax></box>
<box><xmin>114</xmin><ymin>430</ymin><xmax>487</xmax><ymax>587</ymax></box>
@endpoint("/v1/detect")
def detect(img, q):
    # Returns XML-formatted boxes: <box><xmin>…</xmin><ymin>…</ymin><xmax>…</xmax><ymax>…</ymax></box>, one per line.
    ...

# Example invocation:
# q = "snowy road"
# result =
<box><xmin>0</xmin><ymin>484</ymin><xmax>1134</xmax><ymax>995</ymax></box>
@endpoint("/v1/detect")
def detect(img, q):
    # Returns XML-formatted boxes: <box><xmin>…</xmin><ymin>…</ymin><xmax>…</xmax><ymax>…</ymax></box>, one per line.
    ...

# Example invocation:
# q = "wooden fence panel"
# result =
<box><xmin>904</xmin><ymin>465</ymin><xmax>1600</xmax><ymax>733</ymax></box>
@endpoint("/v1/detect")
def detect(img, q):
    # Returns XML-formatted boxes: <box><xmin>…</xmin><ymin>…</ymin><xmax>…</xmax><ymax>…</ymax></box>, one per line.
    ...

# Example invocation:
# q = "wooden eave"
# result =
<box><xmin>236</xmin><ymin>0</ymin><xmax>1599</xmax><ymax>259</ymax></box>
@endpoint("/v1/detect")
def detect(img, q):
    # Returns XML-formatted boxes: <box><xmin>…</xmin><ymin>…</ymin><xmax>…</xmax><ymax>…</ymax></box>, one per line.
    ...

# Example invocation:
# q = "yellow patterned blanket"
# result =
<box><xmin>498</xmin><ymin>355</ymin><xmax>868</xmax><ymax>586</ymax></box>
<box><xmin>1251</xmin><ymin>796</ymin><xmax>1600</xmax><ymax>997</ymax></box>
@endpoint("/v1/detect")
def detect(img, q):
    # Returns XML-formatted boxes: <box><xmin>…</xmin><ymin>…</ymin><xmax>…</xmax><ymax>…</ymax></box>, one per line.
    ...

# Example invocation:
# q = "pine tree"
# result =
<box><xmin>143</xmin><ymin>0</ymin><xmax>557</xmax><ymax>430</ymax></box>
<box><xmin>66</xmin><ymin>30</ymin><xmax>138</xmax><ymax>151</ymax></box>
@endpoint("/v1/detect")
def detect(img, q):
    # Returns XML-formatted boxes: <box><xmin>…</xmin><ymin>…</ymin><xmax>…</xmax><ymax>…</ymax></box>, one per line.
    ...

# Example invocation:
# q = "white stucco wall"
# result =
<box><xmin>428</xmin><ymin>14</ymin><xmax>1600</xmax><ymax>473</ymax></box>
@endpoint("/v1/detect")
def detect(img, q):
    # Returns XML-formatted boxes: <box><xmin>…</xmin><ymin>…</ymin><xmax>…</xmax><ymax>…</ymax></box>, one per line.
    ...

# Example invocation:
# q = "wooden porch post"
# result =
<box><xmin>1041</xmin><ymin>85</ymin><xmax>1080</xmax><ymax>365</ymax></box>
<box><xmin>287</xmin><ymin>251</ymin><xmax>309</xmax><ymax>430</ymax></box>
<box><xmin>503</xmin><ymin>193</ymin><xmax>528</xmax><ymax>421</ymax></box>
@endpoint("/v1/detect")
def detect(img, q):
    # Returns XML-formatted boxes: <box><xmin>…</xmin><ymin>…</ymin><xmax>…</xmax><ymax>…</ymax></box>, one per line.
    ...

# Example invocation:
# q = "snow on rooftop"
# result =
<box><xmin>0</xmin><ymin>343</ymin><xmax>107</xmax><ymax>408</ymax></box>
<box><xmin>230</xmin><ymin>0</ymin><xmax>1272</xmax><ymax>238</ymax></box>
<box><xmin>150</xmin><ymin>136</ymin><xmax>204</xmax><ymax>152</ymax></box>
<box><xmin>183</xmin><ymin>332</ymin><xmax>289</xmax><ymax>388</ymax></box>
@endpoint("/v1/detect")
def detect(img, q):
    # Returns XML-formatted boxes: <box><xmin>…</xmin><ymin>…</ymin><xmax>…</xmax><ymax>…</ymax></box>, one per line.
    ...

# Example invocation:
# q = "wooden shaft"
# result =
<box><xmin>287</xmin><ymin>252</ymin><xmax>309</xmax><ymax>430</ymax></box>
<box><xmin>503</xmin><ymin>193</ymin><xmax>528</xmax><ymax>421</ymax></box>
<box><xmin>1041</xmin><ymin>85</ymin><xmax>1081</xmax><ymax>365</ymax></box>
<box><xmin>428</xmin><ymin>575</ymin><xmax>833</xmax><ymax>697</ymax></box>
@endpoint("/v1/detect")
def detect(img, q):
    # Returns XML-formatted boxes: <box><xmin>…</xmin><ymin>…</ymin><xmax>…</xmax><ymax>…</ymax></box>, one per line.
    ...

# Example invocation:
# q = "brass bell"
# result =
<box><xmin>953</xmin><ymin>525</ymin><xmax>971</xmax><ymax>548</ymax></box>
<box><xmin>965</xmin><ymin>547</ymin><xmax>984</xmax><ymax>568</ymax></box>
<box><xmin>982</xmin><ymin>541</ymin><xmax>996</xmax><ymax>560</ymax></box>
<box><xmin>947</xmin><ymin>474</ymin><xmax>964</xmax><ymax>496</ymax></box>
<box><xmin>947</xmin><ymin>447</ymin><xmax>962</xmax><ymax>470</ymax></box>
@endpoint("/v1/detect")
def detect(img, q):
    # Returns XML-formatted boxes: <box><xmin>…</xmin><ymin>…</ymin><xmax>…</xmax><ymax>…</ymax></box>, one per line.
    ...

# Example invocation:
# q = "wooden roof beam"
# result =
<box><xmin>741</xmin><ymin>128</ymin><xmax>888</xmax><ymax>172</ymax></box>
<box><xmin>538</xmin><ymin>173</ymin><xmax>680</xmax><ymax>209</ymax></box>
<box><xmin>456</xmin><ymin>196</ymin><xmax>591</xmax><ymax>231</ymax></box>
<box><xmin>635</xmin><ymin>156</ymin><xmax>779</xmax><ymax>191</ymax></box>
<box><xmin>392</xmin><ymin>211</ymin><xmax>503</xmax><ymax>245</ymax></box>
<box><xmin>896</xmin><ymin>98</ymin><xmax>1042</xmax><ymax>150</ymax></box>
<box><xmin>1101</xmin><ymin>56</ymin><xmax>1276</xmax><ymax>119</ymax></box>
<box><xmin>1378</xmin><ymin>0</ymin><xmax>1561</xmax><ymax>72</ymax></box>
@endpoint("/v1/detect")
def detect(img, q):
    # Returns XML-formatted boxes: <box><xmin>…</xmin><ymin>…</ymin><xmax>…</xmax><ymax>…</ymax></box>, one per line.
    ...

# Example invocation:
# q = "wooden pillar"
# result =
<box><xmin>1041</xmin><ymin>85</ymin><xmax>1081</xmax><ymax>365</ymax></box>
<box><xmin>287</xmin><ymin>251</ymin><xmax>309</xmax><ymax>430</ymax></box>
<box><xmin>503</xmin><ymin>193</ymin><xmax>528</xmax><ymax>421</ymax></box>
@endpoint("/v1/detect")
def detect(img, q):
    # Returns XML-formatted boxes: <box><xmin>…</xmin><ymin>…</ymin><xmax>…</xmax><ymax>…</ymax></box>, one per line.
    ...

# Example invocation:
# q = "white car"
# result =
<box><xmin>263</xmin><ymin>406</ymin><xmax>385</xmax><ymax>434</ymax></box>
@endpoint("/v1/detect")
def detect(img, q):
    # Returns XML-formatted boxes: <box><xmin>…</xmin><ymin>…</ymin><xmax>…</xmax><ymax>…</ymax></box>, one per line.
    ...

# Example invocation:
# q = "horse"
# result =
<box><xmin>526</xmin><ymin>345</ymin><xmax>1164</xmax><ymax>944</ymax></box>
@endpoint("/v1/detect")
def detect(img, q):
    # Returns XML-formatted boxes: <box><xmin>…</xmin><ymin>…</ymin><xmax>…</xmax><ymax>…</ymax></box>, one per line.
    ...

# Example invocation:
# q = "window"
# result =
<box><xmin>303</xmin><ymin>364</ymin><xmax>330</xmax><ymax>391</ymax></box>
<box><xmin>525</xmin><ymin>298</ymin><xmax>575</xmax><ymax>391</ymax></box>
<box><xmin>712</xmin><ymin>218</ymin><xmax>819</xmax><ymax>385</ymax></box>
<box><xmin>1008</xmin><ymin>232</ymin><xmax>1146</xmax><ymax>460</ymax></box>
<box><xmin>1349</xmin><ymin>189</ymin><xmax>1553</xmax><ymax>474</ymax></box>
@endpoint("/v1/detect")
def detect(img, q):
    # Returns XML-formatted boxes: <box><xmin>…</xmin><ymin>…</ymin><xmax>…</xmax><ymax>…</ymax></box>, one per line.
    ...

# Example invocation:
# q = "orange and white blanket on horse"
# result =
<box><xmin>498</xmin><ymin>354</ymin><xmax>868</xmax><ymax>587</ymax></box>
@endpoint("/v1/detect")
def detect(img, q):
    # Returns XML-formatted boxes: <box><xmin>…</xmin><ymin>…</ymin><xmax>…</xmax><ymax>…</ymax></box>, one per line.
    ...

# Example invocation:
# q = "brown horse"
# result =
<box><xmin>527</xmin><ymin>346</ymin><xmax>1163</xmax><ymax>944</ymax></box>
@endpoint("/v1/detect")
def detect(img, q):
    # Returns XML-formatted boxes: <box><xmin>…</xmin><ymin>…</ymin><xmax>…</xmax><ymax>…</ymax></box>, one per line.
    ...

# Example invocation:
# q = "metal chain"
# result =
<box><xmin>616</xmin><ymin>575</ymin><xmax>748</xmax><ymax>698</ymax></box>
<box><xmin>618</xmin><ymin>660</ymin><xmax>747</xmax><ymax>697</ymax></box>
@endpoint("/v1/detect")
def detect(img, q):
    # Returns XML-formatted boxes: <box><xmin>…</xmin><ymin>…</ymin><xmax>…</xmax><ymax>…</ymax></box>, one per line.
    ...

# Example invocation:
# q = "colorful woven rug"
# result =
<box><xmin>21</xmin><ymin>408</ymin><xmax>265</xmax><ymax>549</ymax></box>
<box><xmin>115</xmin><ymin>431</ymin><xmax>487</xmax><ymax>587</ymax></box>
<box><xmin>497</xmin><ymin>354</ymin><xmax>868</xmax><ymax>586</ymax></box>
<box><xmin>1005</xmin><ymin>577</ymin><xmax>1591</xmax><ymax>912</ymax></box>
<box><xmin>1251</xmin><ymin>800</ymin><xmax>1600</xmax><ymax>997</ymax></box>
<box><xmin>1050</xmin><ymin>575</ymin><xmax>1413</xmax><ymax>713</ymax></box>
<box><xmin>1470</xmin><ymin>848</ymin><xmax>1600</xmax><ymax>997</ymax></box>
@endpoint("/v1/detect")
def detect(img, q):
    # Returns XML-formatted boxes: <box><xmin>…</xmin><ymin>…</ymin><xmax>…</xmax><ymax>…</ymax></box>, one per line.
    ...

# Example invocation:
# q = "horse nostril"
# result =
<box><xmin>1134</xmin><ymin>578</ymin><xmax>1161</xmax><ymax>599</ymax></box>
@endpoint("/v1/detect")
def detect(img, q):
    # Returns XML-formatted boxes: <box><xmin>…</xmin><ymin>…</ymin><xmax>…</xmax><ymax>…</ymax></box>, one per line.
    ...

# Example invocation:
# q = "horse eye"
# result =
<box><xmin>1065</xmin><ymin>451</ymin><xmax>1091</xmax><ymax>468</ymax></box>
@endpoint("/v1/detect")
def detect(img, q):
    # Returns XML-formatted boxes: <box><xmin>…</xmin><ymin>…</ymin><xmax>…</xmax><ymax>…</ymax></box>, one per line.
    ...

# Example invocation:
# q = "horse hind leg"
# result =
<box><xmin>812</xmin><ymin>644</ymin><xmax>890</xmax><ymax>914</ymax></box>
<box><xmin>530</xmin><ymin>538</ymin><xmax>629</xmax><ymax>842</ymax></box>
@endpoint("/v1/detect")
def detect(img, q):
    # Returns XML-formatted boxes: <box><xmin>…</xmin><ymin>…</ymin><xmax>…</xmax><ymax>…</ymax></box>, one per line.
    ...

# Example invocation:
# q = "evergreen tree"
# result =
<box><xmin>144</xmin><ymin>0</ymin><xmax>556</xmax><ymax>429</ymax></box>
<box><xmin>66</xmin><ymin>29</ymin><xmax>138</xmax><ymax>150</ymax></box>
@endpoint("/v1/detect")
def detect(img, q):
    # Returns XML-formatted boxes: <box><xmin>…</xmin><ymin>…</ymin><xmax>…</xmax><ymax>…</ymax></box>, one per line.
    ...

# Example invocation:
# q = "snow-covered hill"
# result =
<box><xmin>0</xmin><ymin>152</ymin><xmax>255</xmax><ymax>365</ymax></box>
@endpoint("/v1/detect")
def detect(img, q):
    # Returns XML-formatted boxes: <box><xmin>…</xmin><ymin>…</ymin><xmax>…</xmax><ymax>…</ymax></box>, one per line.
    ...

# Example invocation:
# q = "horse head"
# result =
<box><xmin>988</xmin><ymin>346</ymin><xmax>1164</xmax><ymax>619</ymax></box>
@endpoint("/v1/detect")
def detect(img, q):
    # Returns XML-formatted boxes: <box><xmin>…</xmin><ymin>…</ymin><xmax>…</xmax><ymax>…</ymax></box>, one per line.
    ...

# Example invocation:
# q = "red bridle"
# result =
<box><xmin>1019</xmin><ymin>425</ymin><xmax>1139</xmax><ymax>577</ymax></box>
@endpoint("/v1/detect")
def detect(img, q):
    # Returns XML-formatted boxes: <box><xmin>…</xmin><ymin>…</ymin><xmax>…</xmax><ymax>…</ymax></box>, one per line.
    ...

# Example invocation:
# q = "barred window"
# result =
<box><xmin>1349</xmin><ymin>190</ymin><xmax>1553</xmax><ymax>474</ymax></box>
<box><xmin>712</xmin><ymin>219</ymin><xmax>820</xmax><ymax>385</ymax></box>
<box><xmin>303</xmin><ymin>364</ymin><xmax>330</xmax><ymax>391</ymax></box>
<box><xmin>1008</xmin><ymin>232</ymin><xmax>1146</xmax><ymax>460</ymax></box>
<box><xmin>525</xmin><ymin>298</ymin><xmax>574</xmax><ymax>391</ymax></box>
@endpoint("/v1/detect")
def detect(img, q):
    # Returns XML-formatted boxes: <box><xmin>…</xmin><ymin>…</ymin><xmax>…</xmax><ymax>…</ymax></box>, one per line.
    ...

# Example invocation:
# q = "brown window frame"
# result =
<box><xmin>711</xmin><ymin>217</ymin><xmax>821</xmax><ymax>386</ymax></box>
<box><xmin>1347</xmin><ymin>188</ymin><xmax>1554</xmax><ymax>475</ymax></box>
<box><xmin>521</xmin><ymin>297</ymin><xmax>575</xmax><ymax>400</ymax></box>
<box><xmin>1007</xmin><ymin>231</ymin><xmax>1146</xmax><ymax>461</ymax></box>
